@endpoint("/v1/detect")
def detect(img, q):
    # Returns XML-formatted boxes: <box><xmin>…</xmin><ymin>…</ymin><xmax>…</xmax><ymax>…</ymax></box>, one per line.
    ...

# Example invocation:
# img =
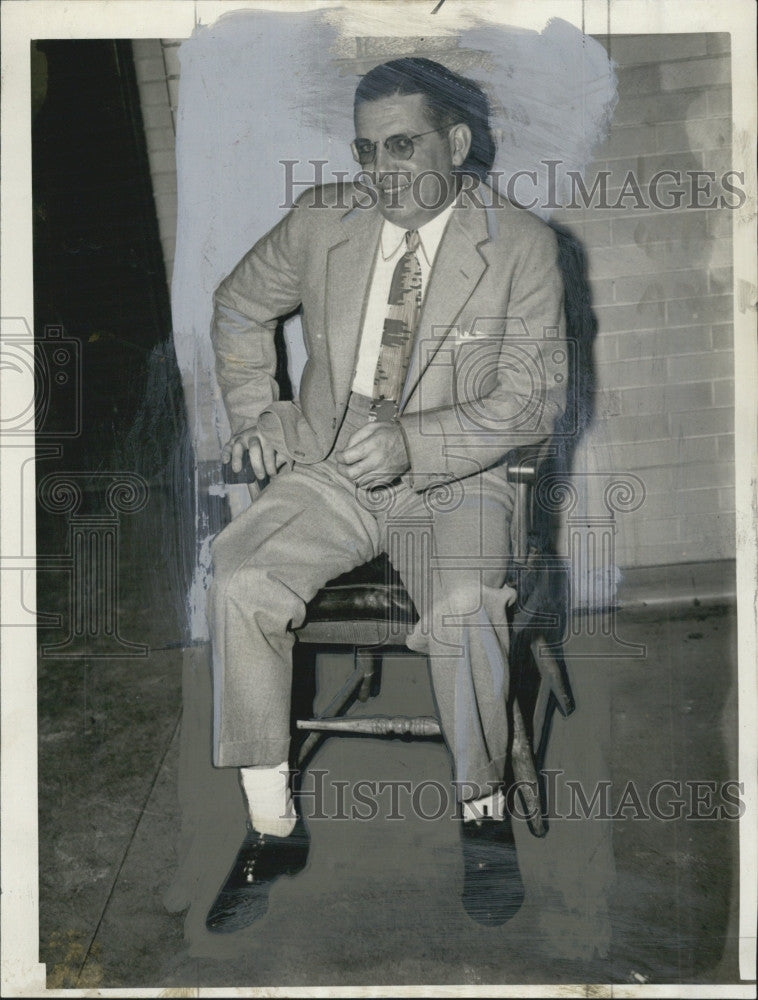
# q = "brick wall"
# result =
<box><xmin>131</xmin><ymin>39</ymin><xmax>180</xmax><ymax>284</ymax></box>
<box><xmin>552</xmin><ymin>33</ymin><xmax>734</xmax><ymax>568</ymax></box>
<box><xmin>135</xmin><ymin>32</ymin><xmax>736</xmax><ymax>572</ymax></box>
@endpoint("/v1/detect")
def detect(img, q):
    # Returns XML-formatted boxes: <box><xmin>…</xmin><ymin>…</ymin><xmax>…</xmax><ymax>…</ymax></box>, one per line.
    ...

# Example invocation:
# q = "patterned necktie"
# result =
<box><xmin>370</xmin><ymin>229</ymin><xmax>422</xmax><ymax>421</ymax></box>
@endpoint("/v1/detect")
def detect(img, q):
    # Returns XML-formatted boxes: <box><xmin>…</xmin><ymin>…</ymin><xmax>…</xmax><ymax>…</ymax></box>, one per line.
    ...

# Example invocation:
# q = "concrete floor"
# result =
<box><xmin>36</xmin><ymin>485</ymin><xmax>743</xmax><ymax>990</ymax></box>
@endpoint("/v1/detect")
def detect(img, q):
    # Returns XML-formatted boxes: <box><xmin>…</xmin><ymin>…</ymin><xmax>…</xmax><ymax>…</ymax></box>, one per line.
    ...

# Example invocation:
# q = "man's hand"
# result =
<box><xmin>335</xmin><ymin>422</ymin><xmax>410</xmax><ymax>486</ymax></box>
<box><xmin>222</xmin><ymin>428</ymin><xmax>287</xmax><ymax>480</ymax></box>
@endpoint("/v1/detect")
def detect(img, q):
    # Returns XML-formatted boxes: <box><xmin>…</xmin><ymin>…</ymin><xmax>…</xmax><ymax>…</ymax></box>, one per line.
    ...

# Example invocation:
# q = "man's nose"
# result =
<box><xmin>374</xmin><ymin>141</ymin><xmax>394</xmax><ymax>175</ymax></box>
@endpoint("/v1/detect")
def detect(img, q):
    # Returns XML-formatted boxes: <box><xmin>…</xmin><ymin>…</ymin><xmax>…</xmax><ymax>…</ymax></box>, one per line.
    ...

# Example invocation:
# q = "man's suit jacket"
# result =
<box><xmin>211</xmin><ymin>181</ymin><xmax>567</xmax><ymax>493</ymax></box>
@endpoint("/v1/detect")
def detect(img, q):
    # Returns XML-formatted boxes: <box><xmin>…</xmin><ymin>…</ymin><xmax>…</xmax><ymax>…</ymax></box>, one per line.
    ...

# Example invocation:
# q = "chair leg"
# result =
<box><xmin>296</xmin><ymin>654</ymin><xmax>365</xmax><ymax>767</ymax></box>
<box><xmin>532</xmin><ymin>676</ymin><xmax>552</xmax><ymax>754</ymax></box>
<box><xmin>356</xmin><ymin>648</ymin><xmax>382</xmax><ymax>702</ymax></box>
<box><xmin>511</xmin><ymin>699</ymin><xmax>547</xmax><ymax>838</ymax></box>
<box><xmin>297</xmin><ymin>648</ymin><xmax>385</xmax><ymax>767</ymax></box>
<box><xmin>530</xmin><ymin>637</ymin><xmax>574</xmax><ymax>716</ymax></box>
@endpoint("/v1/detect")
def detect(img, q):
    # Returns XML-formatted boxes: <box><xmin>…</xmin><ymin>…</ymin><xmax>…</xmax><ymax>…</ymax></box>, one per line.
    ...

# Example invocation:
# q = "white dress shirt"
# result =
<box><xmin>351</xmin><ymin>202</ymin><xmax>455</xmax><ymax>397</ymax></box>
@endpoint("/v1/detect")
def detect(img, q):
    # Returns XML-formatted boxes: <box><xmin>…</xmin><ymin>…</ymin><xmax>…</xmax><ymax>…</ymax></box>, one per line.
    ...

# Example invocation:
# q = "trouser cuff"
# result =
<box><xmin>214</xmin><ymin>737</ymin><xmax>291</xmax><ymax>769</ymax></box>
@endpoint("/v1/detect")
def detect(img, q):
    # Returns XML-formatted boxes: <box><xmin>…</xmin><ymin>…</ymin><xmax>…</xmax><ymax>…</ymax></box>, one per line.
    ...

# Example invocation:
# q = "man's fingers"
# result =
<box><xmin>344</xmin><ymin>422</ymin><xmax>378</xmax><ymax>449</ymax></box>
<box><xmin>260</xmin><ymin>440</ymin><xmax>280</xmax><ymax>478</ymax></box>
<box><xmin>248</xmin><ymin>441</ymin><xmax>268</xmax><ymax>481</ymax></box>
<box><xmin>335</xmin><ymin>423</ymin><xmax>379</xmax><ymax>463</ymax></box>
<box><xmin>224</xmin><ymin>432</ymin><xmax>287</xmax><ymax>480</ymax></box>
<box><xmin>232</xmin><ymin>437</ymin><xmax>264</xmax><ymax>479</ymax></box>
<box><xmin>353</xmin><ymin>467</ymin><xmax>392</xmax><ymax>488</ymax></box>
<box><xmin>338</xmin><ymin>455</ymin><xmax>381</xmax><ymax>482</ymax></box>
<box><xmin>336</xmin><ymin>436</ymin><xmax>375</xmax><ymax>465</ymax></box>
<box><xmin>229</xmin><ymin>438</ymin><xmax>248</xmax><ymax>473</ymax></box>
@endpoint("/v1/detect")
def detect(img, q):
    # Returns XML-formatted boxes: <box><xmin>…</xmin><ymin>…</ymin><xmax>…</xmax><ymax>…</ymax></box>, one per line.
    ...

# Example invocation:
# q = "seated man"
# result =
<box><xmin>205</xmin><ymin>56</ymin><xmax>567</xmax><ymax>933</ymax></box>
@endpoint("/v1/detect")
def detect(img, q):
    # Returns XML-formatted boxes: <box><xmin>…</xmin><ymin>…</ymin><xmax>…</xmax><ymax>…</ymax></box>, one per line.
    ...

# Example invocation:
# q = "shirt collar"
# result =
<box><xmin>380</xmin><ymin>201</ymin><xmax>455</xmax><ymax>267</ymax></box>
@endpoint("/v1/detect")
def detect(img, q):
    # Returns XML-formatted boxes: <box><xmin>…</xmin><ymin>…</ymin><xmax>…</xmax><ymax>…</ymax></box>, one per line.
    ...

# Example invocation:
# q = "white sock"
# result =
<box><xmin>462</xmin><ymin>789</ymin><xmax>505</xmax><ymax>823</ymax></box>
<box><xmin>239</xmin><ymin>761</ymin><xmax>297</xmax><ymax>838</ymax></box>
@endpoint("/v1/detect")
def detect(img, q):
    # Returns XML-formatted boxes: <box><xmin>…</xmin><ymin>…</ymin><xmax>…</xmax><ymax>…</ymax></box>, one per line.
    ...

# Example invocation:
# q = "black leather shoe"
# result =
<box><xmin>460</xmin><ymin>816</ymin><xmax>524</xmax><ymax>926</ymax></box>
<box><xmin>206</xmin><ymin>817</ymin><xmax>310</xmax><ymax>933</ymax></box>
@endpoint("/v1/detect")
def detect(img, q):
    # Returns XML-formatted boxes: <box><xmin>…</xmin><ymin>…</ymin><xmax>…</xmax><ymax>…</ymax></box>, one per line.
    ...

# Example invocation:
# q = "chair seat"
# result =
<box><xmin>302</xmin><ymin>554</ymin><xmax>418</xmax><ymax>626</ymax></box>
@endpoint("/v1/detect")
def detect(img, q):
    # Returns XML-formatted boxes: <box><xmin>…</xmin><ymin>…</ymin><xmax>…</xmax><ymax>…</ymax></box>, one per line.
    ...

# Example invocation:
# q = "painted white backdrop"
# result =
<box><xmin>170</xmin><ymin>7</ymin><xmax>617</xmax><ymax>636</ymax></box>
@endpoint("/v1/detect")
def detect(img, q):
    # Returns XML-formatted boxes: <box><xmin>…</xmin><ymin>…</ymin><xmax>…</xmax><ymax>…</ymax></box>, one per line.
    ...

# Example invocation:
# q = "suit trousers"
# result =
<box><xmin>207</xmin><ymin>394</ymin><xmax>517</xmax><ymax>799</ymax></box>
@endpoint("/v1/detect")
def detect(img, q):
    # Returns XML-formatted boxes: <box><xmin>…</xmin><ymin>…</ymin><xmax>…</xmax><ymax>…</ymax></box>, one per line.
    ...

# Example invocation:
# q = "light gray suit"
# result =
<box><xmin>208</xmin><ymin>181</ymin><xmax>567</xmax><ymax>797</ymax></box>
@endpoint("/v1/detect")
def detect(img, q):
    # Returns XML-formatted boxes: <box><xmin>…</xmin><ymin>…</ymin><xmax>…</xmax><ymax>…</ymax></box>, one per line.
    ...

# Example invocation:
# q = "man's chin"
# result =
<box><xmin>376</xmin><ymin>192</ymin><xmax>430</xmax><ymax>228</ymax></box>
<box><xmin>377</xmin><ymin>202</ymin><xmax>449</xmax><ymax>230</ymax></box>
<box><xmin>375</xmin><ymin>181</ymin><xmax>454</xmax><ymax>227</ymax></box>
<box><xmin>377</xmin><ymin>184</ymin><xmax>413</xmax><ymax>211</ymax></box>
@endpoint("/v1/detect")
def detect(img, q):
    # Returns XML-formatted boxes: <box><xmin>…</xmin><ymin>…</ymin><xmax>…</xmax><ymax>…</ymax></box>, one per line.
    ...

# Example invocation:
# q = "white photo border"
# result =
<box><xmin>1</xmin><ymin>1</ymin><xmax>756</xmax><ymax>995</ymax></box>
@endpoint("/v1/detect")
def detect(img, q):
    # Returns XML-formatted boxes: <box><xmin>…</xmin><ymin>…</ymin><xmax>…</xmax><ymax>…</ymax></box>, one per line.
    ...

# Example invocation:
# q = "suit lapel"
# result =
<box><xmin>324</xmin><ymin>205</ymin><xmax>383</xmax><ymax>407</ymax></box>
<box><xmin>399</xmin><ymin>197</ymin><xmax>490</xmax><ymax>411</ymax></box>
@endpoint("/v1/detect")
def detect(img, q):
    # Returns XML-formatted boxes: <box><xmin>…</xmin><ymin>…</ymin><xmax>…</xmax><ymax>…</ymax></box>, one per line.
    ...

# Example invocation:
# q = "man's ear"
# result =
<box><xmin>450</xmin><ymin>123</ymin><xmax>473</xmax><ymax>167</ymax></box>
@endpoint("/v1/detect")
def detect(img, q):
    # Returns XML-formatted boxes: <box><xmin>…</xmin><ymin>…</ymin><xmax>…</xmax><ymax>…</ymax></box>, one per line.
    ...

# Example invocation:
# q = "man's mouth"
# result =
<box><xmin>377</xmin><ymin>175</ymin><xmax>412</xmax><ymax>195</ymax></box>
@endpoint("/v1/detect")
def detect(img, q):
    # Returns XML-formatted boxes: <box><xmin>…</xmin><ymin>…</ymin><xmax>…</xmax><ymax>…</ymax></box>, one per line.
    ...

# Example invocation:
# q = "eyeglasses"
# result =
<box><xmin>350</xmin><ymin>126</ymin><xmax>452</xmax><ymax>166</ymax></box>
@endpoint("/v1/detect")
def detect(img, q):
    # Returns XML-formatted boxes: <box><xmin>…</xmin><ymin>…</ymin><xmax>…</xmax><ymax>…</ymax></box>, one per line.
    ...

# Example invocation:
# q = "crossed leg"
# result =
<box><xmin>207</xmin><ymin>462</ymin><xmax>381</xmax><ymax>768</ymax></box>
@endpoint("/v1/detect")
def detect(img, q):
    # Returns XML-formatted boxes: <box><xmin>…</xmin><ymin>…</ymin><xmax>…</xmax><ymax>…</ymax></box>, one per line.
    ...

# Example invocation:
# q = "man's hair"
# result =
<box><xmin>353</xmin><ymin>57</ymin><xmax>496</xmax><ymax>180</ymax></box>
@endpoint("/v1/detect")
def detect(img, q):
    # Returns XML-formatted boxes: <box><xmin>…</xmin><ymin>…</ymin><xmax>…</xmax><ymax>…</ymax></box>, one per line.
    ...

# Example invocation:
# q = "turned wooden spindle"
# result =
<box><xmin>296</xmin><ymin>715</ymin><xmax>442</xmax><ymax>738</ymax></box>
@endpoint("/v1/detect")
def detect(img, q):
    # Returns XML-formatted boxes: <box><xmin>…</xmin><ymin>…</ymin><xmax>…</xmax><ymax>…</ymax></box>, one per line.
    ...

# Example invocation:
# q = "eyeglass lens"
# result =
<box><xmin>353</xmin><ymin>134</ymin><xmax>417</xmax><ymax>164</ymax></box>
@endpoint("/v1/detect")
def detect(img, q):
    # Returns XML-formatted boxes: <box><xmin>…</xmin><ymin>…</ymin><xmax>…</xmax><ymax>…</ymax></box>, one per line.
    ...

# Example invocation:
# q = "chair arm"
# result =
<box><xmin>224</xmin><ymin>446</ymin><xmax>547</xmax><ymax>487</ymax></box>
<box><xmin>505</xmin><ymin>446</ymin><xmax>552</xmax><ymax>560</ymax></box>
<box><xmin>505</xmin><ymin>447</ymin><xmax>542</xmax><ymax>485</ymax></box>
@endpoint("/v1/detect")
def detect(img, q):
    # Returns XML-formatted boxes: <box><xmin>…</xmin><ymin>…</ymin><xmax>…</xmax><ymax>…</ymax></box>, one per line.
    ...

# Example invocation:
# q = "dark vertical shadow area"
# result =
<box><xmin>32</xmin><ymin>38</ymin><xmax>193</xmax><ymax>641</ymax></box>
<box><xmin>542</xmin><ymin>221</ymin><xmax>598</xmax><ymax>514</ymax></box>
<box><xmin>32</xmin><ymin>40</ymin><xmax>193</xmax><ymax>986</ymax></box>
<box><xmin>33</xmin><ymin>40</ymin><xmax>171</xmax><ymax>455</ymax></box>
<box><xmin>550</xmin><ymin>222</ymin><xmax>598</xmax><ymax>449</ymax></box>
<box><xmin>516</xmin><ymin>222</ymin><xmax>599</xmax><ymax>769</ymax></box>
